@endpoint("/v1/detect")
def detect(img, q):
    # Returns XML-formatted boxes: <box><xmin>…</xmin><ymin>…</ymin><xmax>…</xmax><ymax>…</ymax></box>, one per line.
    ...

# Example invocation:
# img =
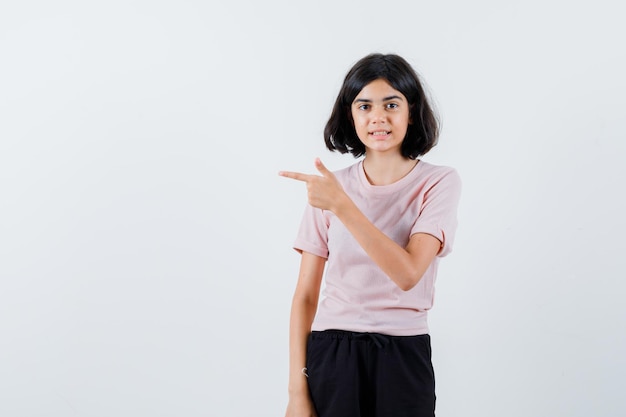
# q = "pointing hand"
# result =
<box><xmin>279</xmin><ymin>158</ymin><xmax>347</xmax><ymax>212</ymax></box>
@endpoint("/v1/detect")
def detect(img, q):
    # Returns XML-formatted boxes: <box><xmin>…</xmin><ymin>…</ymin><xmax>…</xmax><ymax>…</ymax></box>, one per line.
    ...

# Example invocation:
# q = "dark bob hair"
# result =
<box><xmin>324</xmin><ymin>53</ymin><xmax>439</xmax><ymax>159</ymax></box>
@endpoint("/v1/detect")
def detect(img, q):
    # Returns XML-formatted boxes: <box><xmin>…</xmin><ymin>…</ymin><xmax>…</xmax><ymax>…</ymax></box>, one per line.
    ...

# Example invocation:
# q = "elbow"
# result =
<box><xmin>398</xmin><ymin>279</ymin><xmax>420</xmax><ymax>292</ymax></box>
<box><xmin>397</xmin><ymin>271</ymin><xmax>424</xmax><ymax>292</ymax></box>
<box><xmin>399</xmin><ymin>281</ymin><xmax>418</xmax><ymax>292</ymax></box>
<box><xmin>292</xmin><ymin>293</ymin><xmax>318</xmax><ymax>309</ymax></box>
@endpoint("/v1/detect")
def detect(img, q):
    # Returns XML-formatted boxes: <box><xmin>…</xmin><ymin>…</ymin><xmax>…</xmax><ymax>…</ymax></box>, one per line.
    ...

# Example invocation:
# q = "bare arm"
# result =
<box><xmin>335</xmin><ymin>198</ymin><xmax>441</xmax><ymax>291</ymax></box>
<box><xmin>280</xmin><ymin>159</ymin><xmax>440</xmax><ymax>291</ymax></box>
<box><xmin>285</xmin><ymin>251</ymin><xmax>325</xmax><ymax>417</ymax></box>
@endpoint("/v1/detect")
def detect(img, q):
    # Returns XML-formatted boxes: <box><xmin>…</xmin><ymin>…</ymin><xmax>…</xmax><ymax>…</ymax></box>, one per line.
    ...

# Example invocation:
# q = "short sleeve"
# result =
<box><xmin>410</xmin><ymin>168</ymin><xmax>462</xmax><ymax>257</ymax></box>
<box><xmin>293</xmin><ymin>203</ymin><xmax>330</xmax><ymax>258</ymax></box>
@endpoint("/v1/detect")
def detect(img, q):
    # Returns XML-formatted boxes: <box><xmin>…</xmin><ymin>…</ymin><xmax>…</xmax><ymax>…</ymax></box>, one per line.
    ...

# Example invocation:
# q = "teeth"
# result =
<box><xmin>372</xmin><ymin>131</ymin><xmax>389</xmax><ymax>135</ymax></box>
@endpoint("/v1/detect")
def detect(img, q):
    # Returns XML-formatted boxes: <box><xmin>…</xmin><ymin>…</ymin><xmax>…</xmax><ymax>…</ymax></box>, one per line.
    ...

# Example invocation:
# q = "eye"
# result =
<box><xmin>357</xmin><ymin>104</ymin><xmax>370</xmax><ymax>111</ymax></box>
<box><xmin>386</xmin><ymin>102</ymin><xmax>399</xmax><ymax>109</ymax></box>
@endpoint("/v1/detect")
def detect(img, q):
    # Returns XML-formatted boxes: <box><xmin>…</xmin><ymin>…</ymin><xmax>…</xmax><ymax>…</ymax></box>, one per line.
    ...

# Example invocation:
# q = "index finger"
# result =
<box><xmin>278</xmin><ymin>170</ymin><xmax>312</xmax><ymax>182</ymax></box>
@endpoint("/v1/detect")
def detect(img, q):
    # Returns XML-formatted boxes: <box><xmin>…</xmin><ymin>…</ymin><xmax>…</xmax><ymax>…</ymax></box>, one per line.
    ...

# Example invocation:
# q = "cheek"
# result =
<box><xmin>355</xmin><ymin>122</ymin><xmax>369</xmax><ymax>136</ymax></box>
<box><xmin>353</xmin><ymin>114</ymin><xmax>367</xmax><ymax>128</ymax></box>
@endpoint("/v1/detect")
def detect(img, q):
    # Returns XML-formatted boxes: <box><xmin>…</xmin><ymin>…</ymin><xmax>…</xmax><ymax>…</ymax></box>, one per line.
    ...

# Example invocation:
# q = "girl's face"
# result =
<box><xmin>351</xmin><ymin>78</ymin><xmax>411</xmax><ymax>156</ymax></box>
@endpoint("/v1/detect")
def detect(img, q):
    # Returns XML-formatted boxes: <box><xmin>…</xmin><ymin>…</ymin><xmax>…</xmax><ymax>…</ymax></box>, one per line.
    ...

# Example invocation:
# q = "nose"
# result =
<box><xmin>371</xmin><ymin>106</ymin><xmax>387</xmax><ymax>123</ymax></box>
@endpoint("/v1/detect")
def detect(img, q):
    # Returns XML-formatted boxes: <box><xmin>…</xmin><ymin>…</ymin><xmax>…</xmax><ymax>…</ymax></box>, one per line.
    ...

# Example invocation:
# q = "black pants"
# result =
<box><xmin>306</xmin><ymin>330</ymin><xmax>436</xmax><ymax>417</ymax></box>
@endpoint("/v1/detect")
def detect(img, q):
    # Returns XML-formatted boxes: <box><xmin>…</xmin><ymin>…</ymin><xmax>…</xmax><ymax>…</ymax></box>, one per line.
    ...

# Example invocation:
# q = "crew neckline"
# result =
<box><xmin>357</xmin><ymin>159</ymin><xmax>424</xmax><ymax>196</ymax></box>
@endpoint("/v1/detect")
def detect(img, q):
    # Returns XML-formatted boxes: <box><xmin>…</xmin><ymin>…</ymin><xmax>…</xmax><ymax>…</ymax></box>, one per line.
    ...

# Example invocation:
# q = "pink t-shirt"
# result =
<box><xmin>293</xmin><ymin>159</ymin><xmax>461</xmax><ymax>336</ymax></box>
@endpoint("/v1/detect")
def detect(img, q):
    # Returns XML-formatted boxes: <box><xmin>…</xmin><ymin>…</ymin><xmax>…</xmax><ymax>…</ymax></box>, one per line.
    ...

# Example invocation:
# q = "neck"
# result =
<box><xmin>362</xmin><ymin>154</ymin><xmax>418</xmax><ymax>186</ymax></box>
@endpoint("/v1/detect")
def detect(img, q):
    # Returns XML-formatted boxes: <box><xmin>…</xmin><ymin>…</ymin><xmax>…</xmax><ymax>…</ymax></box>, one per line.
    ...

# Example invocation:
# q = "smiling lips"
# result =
<box><xmin>370</xmin><ymin>130</ymin><xmax>391</xmax><ymax>139</ymax></box>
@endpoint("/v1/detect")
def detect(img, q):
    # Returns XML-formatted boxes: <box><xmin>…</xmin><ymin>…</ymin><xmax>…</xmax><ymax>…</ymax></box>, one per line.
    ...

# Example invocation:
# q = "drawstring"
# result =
<box><xmin>313</xmin><ymin>330</ymin><xmax>392</xmax><ymax>349</ymax></box>
<box><xmin>352</xmin><ymin>332</ymin><xmax>390</xmax><ymax>349</ymax></box>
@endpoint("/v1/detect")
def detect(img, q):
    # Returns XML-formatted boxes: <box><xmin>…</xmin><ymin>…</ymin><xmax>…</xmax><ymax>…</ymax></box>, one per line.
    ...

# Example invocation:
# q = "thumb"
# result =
<box><xmin>314</xmin><ymin>158</ymin><xmax>332</xmax><ymax>177</ymax></box>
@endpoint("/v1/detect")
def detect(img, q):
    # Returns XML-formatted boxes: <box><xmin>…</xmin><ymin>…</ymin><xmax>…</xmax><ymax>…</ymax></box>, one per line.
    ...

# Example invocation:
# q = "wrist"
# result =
<box><xmin>332</xmin><ymin>193</ymin><xmax>353</xmax><ymax>217</ymax></box>
<box><xmin>288</xmin><ymin>379</ymin><xmax>309</xmax><ymax>395</ymax></box>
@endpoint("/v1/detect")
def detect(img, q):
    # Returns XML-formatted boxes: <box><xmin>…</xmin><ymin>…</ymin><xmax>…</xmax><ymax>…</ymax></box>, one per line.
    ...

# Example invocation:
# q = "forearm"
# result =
<box><xmin>334</xmin><ymin>197</ymin><xmax>437</xmax><ymax>291</ymax></box>
<box><xmin>285</xmin><ymin>253</ymin><xmax>324</xmax><ymax>417</ymax></box>
<box><xmin>287</xmin><ymin>295</ymin><xmax>317</xmax><ymax>394</ymax></box>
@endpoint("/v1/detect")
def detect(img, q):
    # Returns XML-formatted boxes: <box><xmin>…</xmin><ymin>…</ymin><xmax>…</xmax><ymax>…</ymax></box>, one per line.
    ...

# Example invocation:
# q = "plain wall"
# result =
<box><xmin>1</xmin><ymin>1</ymin><xmax>624</xmax><ymax>416</ymax></box>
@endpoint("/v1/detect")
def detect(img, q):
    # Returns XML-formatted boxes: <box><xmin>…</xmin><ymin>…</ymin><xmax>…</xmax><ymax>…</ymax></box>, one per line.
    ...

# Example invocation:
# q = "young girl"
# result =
<box><xmin>279</xmin><ymin>53</ymin><xmax>461</xmax><ymax>417</ymax></box>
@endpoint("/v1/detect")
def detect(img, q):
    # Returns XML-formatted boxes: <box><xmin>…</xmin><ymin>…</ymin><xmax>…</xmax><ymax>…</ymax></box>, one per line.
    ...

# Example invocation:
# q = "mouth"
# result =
<box><xmin>370</xmin><ymin>130</ymin><xmax>390</xmax><ymax>136</ymax></box>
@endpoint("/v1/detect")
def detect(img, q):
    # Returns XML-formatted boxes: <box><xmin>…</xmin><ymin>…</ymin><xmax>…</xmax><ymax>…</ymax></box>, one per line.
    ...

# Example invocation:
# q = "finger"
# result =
<box><xmin>314</xmin><ymin>158</ymin><xmax>332</xmax><ymax>177</ymax></box>
<box><xmin>278</xmin><ymin>170</ymin><xmax>312</xmax><ymax>182</ymax></box>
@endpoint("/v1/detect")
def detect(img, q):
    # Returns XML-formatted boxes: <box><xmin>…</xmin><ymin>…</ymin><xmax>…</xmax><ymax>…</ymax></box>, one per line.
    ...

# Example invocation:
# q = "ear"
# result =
<box><xmin>409</xmin><ymin>104</ymin><xmax>415</xmax><ymax>125</ymax></box>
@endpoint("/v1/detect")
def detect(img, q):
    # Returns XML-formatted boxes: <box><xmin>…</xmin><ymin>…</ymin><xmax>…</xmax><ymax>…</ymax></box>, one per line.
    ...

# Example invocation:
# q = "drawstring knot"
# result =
<box><xmin>352</xmin><ymin>332</ymin><xmax>390</xmax><ymax>349</ymax></box>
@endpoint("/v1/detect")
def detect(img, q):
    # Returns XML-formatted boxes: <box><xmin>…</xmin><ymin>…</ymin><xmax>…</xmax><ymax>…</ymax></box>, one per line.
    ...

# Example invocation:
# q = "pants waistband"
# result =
<box><xmin>310</xmin><ymin>329</ymin><xmax>429</xmax><ymax>349</ymax></box>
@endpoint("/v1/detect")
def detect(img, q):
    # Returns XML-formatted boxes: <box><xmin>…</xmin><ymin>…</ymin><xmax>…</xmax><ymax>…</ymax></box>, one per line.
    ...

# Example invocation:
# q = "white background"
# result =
<box><xmin>1</xmin><ymin>1</ymin><xmax>625</xmax><ymax>416</ymax></box>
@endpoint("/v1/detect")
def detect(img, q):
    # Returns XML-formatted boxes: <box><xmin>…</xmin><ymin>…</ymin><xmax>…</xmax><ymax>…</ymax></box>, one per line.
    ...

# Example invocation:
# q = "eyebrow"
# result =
<box><xmin>354</xmin><ymin>95</ymin><xmax>404</xmax><ymax>103</ymax></box>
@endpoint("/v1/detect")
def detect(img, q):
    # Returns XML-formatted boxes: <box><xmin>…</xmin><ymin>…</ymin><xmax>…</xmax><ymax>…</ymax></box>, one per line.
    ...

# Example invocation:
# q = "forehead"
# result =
<box><xmin>354</xmin><ymin>78</ymin><xmax>406</xmax><ymax>101</ymax></box>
